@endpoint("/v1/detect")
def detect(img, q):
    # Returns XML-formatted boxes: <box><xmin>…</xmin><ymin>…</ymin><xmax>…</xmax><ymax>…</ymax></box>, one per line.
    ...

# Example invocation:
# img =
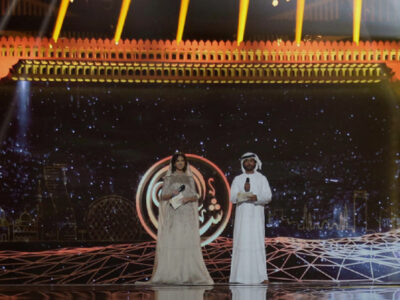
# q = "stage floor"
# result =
<box><xmin>0</xmin><ymin>283</ymin><xmax>399</xmax><ymax>299</ymax></box>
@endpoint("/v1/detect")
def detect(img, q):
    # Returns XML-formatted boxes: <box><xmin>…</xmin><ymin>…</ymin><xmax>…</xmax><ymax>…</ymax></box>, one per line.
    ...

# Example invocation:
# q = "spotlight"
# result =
<box><xmin>272</xmin><ymin>0</ymin><xmax>279</xmax><ymax>7</ymax></box>
<box><xmin>14</xmin><ymin>80</ymin><xmax>31</xmax><ymax>154</ymax></box>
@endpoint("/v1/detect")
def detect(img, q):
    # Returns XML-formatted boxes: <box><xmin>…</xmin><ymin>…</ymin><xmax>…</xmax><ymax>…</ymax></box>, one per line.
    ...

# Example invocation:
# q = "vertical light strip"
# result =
<box><xmin>52</xmin><ymin>0</ymin><xmax>70</xmax><ymax>43</ymax></box>
<box><xmin>39</xmin><ymin>0</ymin><xmax>58</xmax><ymax>38</ymax></box>
<box><xmin>295</xmin><ymin>0</ymin><xmax>306</xmax><ymax>45</ymax></box>
<box><xmin>353</xmin><ymin>0</ymin><xmax>363</xmax><ymax>45</ymax></box>
<box><xmin>114</xmin><ymin>0</ymin><xmax>132</xmax><ymax>45</ymax></box>
<box><xmin>0</xmin><ymin>0</ymin><xmax>19</xmax><ymax>32</ymax></box>
<box><xmin>176</xmin><ymin>0</ymin><xmax>190</xmax><ymax>44</ymax></box>
<box><xmin>237</xmin><ymin>0</ymin><xmax>249</xmax><ymax>45</ymax></box>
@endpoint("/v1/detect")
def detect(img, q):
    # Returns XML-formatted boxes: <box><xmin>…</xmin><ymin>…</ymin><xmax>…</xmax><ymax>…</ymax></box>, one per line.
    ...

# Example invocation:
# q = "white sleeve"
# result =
<box><xmin>254</xmin><ymin>176</ymin><xmax>272</xmax><ymax>205</ymax></box>
<box><xmin>230</xmin><ymin>177</ymin><xmax>240</xmax><ymax>204</ymax></box>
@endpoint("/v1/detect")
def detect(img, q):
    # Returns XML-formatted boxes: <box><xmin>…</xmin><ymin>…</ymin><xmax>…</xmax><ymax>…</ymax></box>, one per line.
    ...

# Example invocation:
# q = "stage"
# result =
<box><xmin>0</xmin><ymin>231</ymin><xmax>399</xmax><ymax>284</ymax></box>
<box><xmin>1</xmin><ymin>0</ymin><xmax>400</xmax><ymax>298</ymax></box>
<box><xmin>0</xmin><ymin>282</ymin><xmax>399</xmax><ymax>299</ymax></box>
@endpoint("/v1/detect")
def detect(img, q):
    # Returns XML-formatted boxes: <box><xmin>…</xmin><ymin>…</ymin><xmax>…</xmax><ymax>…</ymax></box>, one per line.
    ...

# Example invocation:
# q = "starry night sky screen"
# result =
<box><xmin>0</xmin><ymin>81</ymin><xmax>399</xmax><ymax>244</ymax></box>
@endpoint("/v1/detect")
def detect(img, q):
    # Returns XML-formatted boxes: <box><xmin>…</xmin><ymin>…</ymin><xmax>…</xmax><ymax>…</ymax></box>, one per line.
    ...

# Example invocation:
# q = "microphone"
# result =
<box><xmin>178</xmin><ymin>185</ymin><xmax>185</xmax><ymax>192</ymax></box>
<box><xmin>244</xmin><ymin>177</ymin><xmax>250</xmax><ymax>192</ymax></box>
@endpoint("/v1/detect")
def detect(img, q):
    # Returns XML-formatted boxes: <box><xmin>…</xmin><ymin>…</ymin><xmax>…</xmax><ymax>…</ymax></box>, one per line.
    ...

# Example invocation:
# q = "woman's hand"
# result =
<box><xmin>171</xmin><ymin>189</ymin><xmax>180</xmax><ymax>197</ymax></box>
<box><xmin>161</xmin><ymin>190</ymin><xmax>180</xmax><ymax>201</ymax></box>
<box><xmin>183</xmin><ymin>196</ymin><xmax>197</xmax><ymax>204</ymax></box>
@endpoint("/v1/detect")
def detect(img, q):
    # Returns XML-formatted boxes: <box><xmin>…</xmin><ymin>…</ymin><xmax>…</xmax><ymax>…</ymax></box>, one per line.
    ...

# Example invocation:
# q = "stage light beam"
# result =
<box><xmin>52</xmin><ymin>0</ymin><xmax>70</xmax><ymax>43</ymax></box>
<box><xmin>0</xmin><ymin>0</ymin><xmax>18</xmax><ymax>33</ymax></box>
<box><xmin>12</xmin><ymin>81</ymin><xmax>31</xmax><ymax>154</ymax></box>
<box><xmin>114</xmin><ymin>0</ymin><xmax>132</xmax><ymax>45</ymax></box>
<box><xmin>38</xmin><ymin>0</ymin><xmax>58</xmax><ymax>38</ymax></box>
<box><xmin>295</xmin><ymin>0</ymin><xmax>305</xmax><ymax>45</ymax></box>
<box><xmin>237</xmin><ymin>0</ymin><xmax>250</xmax><ymax>45</ymax></box>
<box><xmin>176</xmin><ymin>0</ymin><xmax>190</xmax><ymax>44</ymax></box>
<box><xmin>353</xmin><ymin>0</ymin><xmax>363</xmax><ymax>45</ymax></box>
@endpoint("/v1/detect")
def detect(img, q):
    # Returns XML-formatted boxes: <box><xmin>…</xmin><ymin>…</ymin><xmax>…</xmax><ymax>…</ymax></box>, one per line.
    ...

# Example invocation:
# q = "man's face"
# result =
<box><xmin>243</xmin><ymin>158</ymin><xmax>256</xmax><ymax>172</ymax></box>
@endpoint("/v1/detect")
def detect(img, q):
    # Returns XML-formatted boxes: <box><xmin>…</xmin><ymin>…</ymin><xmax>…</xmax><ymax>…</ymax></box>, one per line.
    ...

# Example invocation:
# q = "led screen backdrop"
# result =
<box><xmin>0</xmin><ymin>82</ymin><xmax>398</xmax><ymax>246</ymax></box>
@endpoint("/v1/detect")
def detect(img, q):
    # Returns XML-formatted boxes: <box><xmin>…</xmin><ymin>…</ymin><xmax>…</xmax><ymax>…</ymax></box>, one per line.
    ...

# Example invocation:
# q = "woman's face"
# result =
<box><xmin>174</xmin><ymin>155</ymin><xmax>186</xmax><ymax>171</ymax></box>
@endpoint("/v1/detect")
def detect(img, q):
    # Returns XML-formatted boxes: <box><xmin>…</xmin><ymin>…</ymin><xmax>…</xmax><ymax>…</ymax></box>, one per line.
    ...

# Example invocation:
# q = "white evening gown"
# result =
<box><xmin>147</xmin><ymin>173</ymin><xmax>213</xmax><ymax>285</ymax></box>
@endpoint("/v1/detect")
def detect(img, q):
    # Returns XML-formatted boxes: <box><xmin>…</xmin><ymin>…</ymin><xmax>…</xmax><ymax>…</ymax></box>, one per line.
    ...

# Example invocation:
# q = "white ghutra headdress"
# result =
<box><xmin>240</xmin><ymin>152</ymin><xmax>262</xmax><ymax>173</ymax></box>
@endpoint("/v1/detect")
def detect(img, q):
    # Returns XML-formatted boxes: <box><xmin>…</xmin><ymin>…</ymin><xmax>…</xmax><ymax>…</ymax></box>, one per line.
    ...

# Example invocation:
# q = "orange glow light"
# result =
<box><xmin>176</xmin><ymin>0</ymin><xmax>190</xmax><ymax>44</ymax></box>
<box><xmin>237</xmin><ymin>0</ymin><xmax>250</xmax><ymax>45</ymax></box>
<box><xmin>114</xmin><ymin>0</ymin><xmax>132</xmax><ymax>45</ymax></box>
<box><xmin>353</xmin><ymin>0</ymin><xmax>362</xmax><ymax>45</ymax></box>
<box><xmin>52</xmin><ymin>0</ymin><xmax>70</xmax><ymax>43</ymax></box>
<box><xmin>135</xmin><ymin>154</ymin><xmax>231</xmax><ymax>246</ymax></box>
<box><xmin>295</xmin><ymin>0</ymin><xmax>305</xmax><ymax>45</ymax></box>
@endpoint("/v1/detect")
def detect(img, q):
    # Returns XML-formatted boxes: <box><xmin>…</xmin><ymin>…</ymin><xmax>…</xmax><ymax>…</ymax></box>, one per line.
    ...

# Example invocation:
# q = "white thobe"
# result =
<box><xmin>229</xmin><ymin>171</ymin><xmax>272</xmax><ymax>284</ymax></box>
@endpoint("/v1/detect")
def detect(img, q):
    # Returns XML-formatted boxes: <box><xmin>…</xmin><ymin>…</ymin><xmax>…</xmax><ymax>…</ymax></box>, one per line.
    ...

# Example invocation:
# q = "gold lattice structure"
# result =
<box><xmin>1</xmin><ymin>37</ymin><xmax>400</xmax><ymax>84</ymax></box>
<box><xmin>13</xmin><ymin>60</ymin><xmax>387</xmax><ymax>84</ymax></box>
<box><xmin>87</xmin><ymin>195</ymin><xmax>141</xmax><ymax>242</ymax></box>
<box><xmin>12</xmin><ymin>211</ymin><xmax>38</xmax><ymax>242</ymax></box>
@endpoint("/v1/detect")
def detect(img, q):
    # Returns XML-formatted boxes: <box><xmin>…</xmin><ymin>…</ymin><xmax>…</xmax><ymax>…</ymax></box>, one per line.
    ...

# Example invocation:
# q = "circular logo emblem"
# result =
<box><xmin>136</xmin><ymin>154</ymin><xmax>231</xmax><ymax>246</ymax></box>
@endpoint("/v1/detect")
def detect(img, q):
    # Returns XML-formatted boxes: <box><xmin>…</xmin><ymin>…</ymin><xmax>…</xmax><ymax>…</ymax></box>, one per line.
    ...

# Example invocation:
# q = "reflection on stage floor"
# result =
<box><xmin>0</xmin><ymin>283</ymin><xmax>399</xmax><ymax>299</ymax></box>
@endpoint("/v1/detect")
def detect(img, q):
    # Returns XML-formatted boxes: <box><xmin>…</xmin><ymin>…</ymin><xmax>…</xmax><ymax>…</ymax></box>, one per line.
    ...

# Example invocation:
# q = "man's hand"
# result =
<box><xmin>247</xmin><ymin>194</ymin><xmax>257</xmax><ymax>202</ymax></box>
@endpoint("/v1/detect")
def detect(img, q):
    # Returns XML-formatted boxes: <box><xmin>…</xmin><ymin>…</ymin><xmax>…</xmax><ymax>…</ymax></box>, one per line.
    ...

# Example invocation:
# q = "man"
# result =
<box><xmin>229</xmin><ymin>152</ymin><xmax>272</xmax><ymax>284</ymax></box>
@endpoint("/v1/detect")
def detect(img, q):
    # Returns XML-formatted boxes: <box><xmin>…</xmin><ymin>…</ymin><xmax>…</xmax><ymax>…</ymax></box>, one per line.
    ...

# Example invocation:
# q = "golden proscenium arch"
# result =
<box><xmin>353</xmin><ymin>0</ymin><xmax>363</xmax><ymax>45</ymax></box>
<box><xmin>52</xmin><ymin>0</ymin><xmax>71</xmax><ymax>43</ymax></box>
<box><xmin>295</xmin><ymin>0</ymin><xmax>305</xmax><ymax>45</ymax></box>
<box><xmin>237</xmin><ymin>0</ymin><xmax>250</xmax><ymax>45</ymax></box>
<box><xmin>176</xmin><ymin>0</ymin><xmax>190</xmax><ymax>44</ymax></box>
<box><xmin>114</xmin><ymin>0</ymin><xmax>132</xmax><ymax>45</ymax></box>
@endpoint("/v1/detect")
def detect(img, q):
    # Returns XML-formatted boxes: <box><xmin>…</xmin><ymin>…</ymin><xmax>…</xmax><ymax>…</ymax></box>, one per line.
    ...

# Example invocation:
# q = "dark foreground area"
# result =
<box><xmin>0</xmin><ymin>282</ymin><xmax>399</xmax><ymax>300</ymax></box>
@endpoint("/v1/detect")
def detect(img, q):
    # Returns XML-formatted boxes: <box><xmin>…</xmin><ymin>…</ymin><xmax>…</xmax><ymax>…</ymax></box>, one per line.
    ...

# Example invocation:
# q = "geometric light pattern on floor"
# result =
<box><xmin>266</xmin><ymin>229</ymin><xmax>400</xmax><ymax>282</ymax></box>
<box><xmin>0</xmin><ymin>230</ymin><xmax>399</xmax><ymax>284</ymax></box>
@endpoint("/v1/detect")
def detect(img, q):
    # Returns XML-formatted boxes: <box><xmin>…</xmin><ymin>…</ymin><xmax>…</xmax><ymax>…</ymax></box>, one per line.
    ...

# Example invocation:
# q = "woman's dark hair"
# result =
<box><xmin>171</xmin><ymin>152</ymin><xmax>188</xmax><ymax>173</ymax></box>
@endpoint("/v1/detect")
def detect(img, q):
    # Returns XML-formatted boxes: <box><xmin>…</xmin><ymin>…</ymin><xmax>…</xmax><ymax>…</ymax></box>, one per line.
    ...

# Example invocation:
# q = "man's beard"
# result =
<box><xmin>244</xmin><ymin>164</ymin><xmax>255</xmax><ymax>172</ymax></box>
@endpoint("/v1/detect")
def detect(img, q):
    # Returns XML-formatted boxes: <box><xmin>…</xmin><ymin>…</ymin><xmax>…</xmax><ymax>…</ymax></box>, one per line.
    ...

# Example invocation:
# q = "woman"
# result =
<box><xmin>146</xmin><ymin>152</ymin><xmax>213</xmax><ymax>285</ymax></box>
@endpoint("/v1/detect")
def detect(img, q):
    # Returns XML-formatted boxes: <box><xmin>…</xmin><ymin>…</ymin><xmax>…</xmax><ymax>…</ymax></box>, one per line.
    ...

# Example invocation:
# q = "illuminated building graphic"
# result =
<box><xmin>353</xmin><ymin>190</ymin><xmax>368</xmax><ymax>232</ymax></box>
<box><xmin>40</xmin><ymin>164</ymin><xmax>77</xmax><ymax>240</ymax></box>
<box><xmin>86</xmin><ymin>195</ymin><xmax>141</xmax><ymax>242</ymax></box>
<box><xmin>268</xmin><ymin>191</ymin><xmax>371</xmax><ymax>234</ymax></box>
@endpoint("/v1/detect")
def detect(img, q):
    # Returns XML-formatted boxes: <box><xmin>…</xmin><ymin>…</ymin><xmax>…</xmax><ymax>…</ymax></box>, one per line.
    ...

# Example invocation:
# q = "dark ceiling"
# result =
<box><xmin>2</xmin><ymin>0</ymin><xmax>400</xmax><ymax>41</ymax></box>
